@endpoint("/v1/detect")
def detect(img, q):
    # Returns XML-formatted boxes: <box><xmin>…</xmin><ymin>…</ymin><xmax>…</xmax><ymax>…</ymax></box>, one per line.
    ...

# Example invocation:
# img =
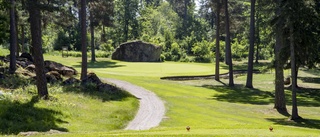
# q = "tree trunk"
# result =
<box><xmin>215</xmin><ymin>0</ymin><xmax>221</xmax><ymax>81</ymax></box>
<box><xmin>290</xmin><ymin>20</ymin><xmax>300</xmax><ymax>120</ymax></box>
<box><xmin>246</xmin><ymin>0</ymin><xmax>255</xmax><ymax>88</ymax></box>
<box><xmin>101</xmin><ymin>25</ymin><xmax>106</xmax><ymax>43</ymax></box>
<box><xmin>255</xmin><ymin>2</ymin><xmax>260</xmax><ymax>64</ymax></box>
<box><xmin>183</xmin><ymin>0</ymin><xmax>189</xmax><ymax>30</ymax></box>
<box><xmin>124</xmin><ymin>0</ymin><xmax>129</xmax><ymax>42</ymax></box>
<box><xmin>9</xmin><ymin>0</ymin><xmax>17</xmax><ymax>74</ymax></box>
<box><xmin>21</xmin><ymin>25</ymin><xmax>25</xmax><ymax>53</ymax></box>
<box><xmin>274</xmin><ymin>0</ymin><xmax>286</xmax><ymax>112</ymax></box>
<box><xmin>15</xmin><ymin>9</ymin><xmax>19</xmax><ymax>57</ymax></box>
<box><xmin>80</xmin><ymin>0</ymin><xmax>88</xmax><ymax>82</ymax></box>
<box><xmin>224</xmin><ymin>0</ymin><xmax>234</xmax><ymax>87</ymax></box>
<box><xmin>28</xmin><ymin>0</ymin><xmax>49</xmax><ymax>99</ymax></box>
<box><xmin>90</xmin><ymin>13</ymin><xmax>96</xmax><ymax>62</ymax></box>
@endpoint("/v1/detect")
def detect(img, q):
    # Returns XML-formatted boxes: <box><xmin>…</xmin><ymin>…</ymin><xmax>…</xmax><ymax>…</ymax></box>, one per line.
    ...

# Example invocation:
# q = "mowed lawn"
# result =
<box><xmin>45</xmin><ymin>55</ymin><xmax>320</xmax><ymax>137</ymax></box>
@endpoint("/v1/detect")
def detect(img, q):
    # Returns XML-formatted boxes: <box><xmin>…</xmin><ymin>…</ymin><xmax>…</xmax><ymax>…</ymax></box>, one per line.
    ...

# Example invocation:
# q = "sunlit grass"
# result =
<box><xmin>41</xmin><ymin>55</ymin><xmax>320</xmax><ymax>137</ymax></box>
<box><xmin>0</xmin><ymin>47</ymin><xmax>9</xmax><ymax>56</ymax></box>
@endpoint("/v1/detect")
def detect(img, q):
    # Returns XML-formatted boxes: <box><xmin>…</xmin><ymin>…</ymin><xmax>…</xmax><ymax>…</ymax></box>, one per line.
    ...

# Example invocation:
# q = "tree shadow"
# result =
<box><xmin>221</xmin><ymin>61</ymin><xmax>272</xmax><ymax>71</ymax></box>
<box><xmin>266</xmin><ymin>118</ymin><xmax>320</xmax><ymax>129</ymax></box>
<box><xmin>73</xmin><ymin>60</ymin><xmax>125</xmax><ymax>68</ymax></box>
<box><xmin>300</xmin><ymin>69</ymin><xmax>320</xmax><ymax>77</ymax></box>
<box><xmin>298</xmin><ymin>76</ymin><xmax>320</xmax><ymax>84</ymax></box>
<box><xmin>0</xmin><ymin>96</ymin><xmax>68</xmax><ymax>135</ymax></box>
<box><xmin>62</xmin><ymin>83</ymin><xmax>134</xmax><ymax>102</ymax></box>
<box><xmin>283</xmin><ymin>86</ymin><xmax>320</xmax><ymax>107</ymax></box>
<box><xmin>203</xmin><ymin>84</ymin><xmax>274</xmax><ymax>105</ymax></box>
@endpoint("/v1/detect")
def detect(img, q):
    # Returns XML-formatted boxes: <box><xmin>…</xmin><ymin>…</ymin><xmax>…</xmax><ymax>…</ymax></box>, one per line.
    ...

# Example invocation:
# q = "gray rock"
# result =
<box><xmin>112</xmin><ymin>41</ymin><xmax>162</xmax><ymax>62</ymax></box>
<box><xmin>86</xmin><ymin>72</ymin><xmax>102</xmax><ymax>85</ymax></box>
<box><xmin>44</xmin><ymin>60</ymin><xmax>77</xmax><ymax>76</ymax></box>
<box><xmin>62</xmin><ymin>77</ymin><xmax>80</xmax><ymax>85</ymax></box>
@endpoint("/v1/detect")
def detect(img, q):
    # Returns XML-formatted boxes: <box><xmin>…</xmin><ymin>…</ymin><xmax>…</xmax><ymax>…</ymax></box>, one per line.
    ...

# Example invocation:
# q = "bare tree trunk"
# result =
<box><xmin>215</xmin><ymin>0</ymin><xmax>221</xmax><ymax>81</ymax></box>
<box><xmin>80</xmin><ymin>0</ymin><xmax>88</xmax><ymax>82</ymax></box>
<box><xmin>28</xmin><ymin>0</ymin><xmax>49</xmax><ymax>99</ymax></box>
<box><xmin>9</xmin><ymin>0</ymin><xmax>17</xmax><ymax>74</ymax></box>
<box><xmin>21</xmin><ymin>25</ymin><xmax>25</xmax><ymax>53</ymax></box>
<box><xmin>124</xmin><ymin>0</ymin><xmax>129</xmax><ymax>42</ymax></box>
<box><xmin>290</xmin><ymin>20</ymin><xmax>300</xmax><ymax>120</ymax></box>
<box><xmin>274</xmin><ymin>0</ymin><xmax>286</xmax><ymax>112</ymax></box>
<box><xmin>90</xmin><ymin>13</ymin><xmax>96</xmax><ymax>62</ymax></box>
<box><xmin>246</xmin><ymin>0</ymin><xmax>255</xmax><ymax>88</ymax></box>
<box><xmin>15</xmin><ymin>9</ymin><xmax>19</xmax><ymax>57</ymax></box>
<box><xmin>224</xmin><ymin>0</ymin><xmax>234</xmax><ymax>87</ymax></box>
<box><xmin>255</xmin><ymin>2</ymin><xmax>260</xmax><ymax>64</ymax></box>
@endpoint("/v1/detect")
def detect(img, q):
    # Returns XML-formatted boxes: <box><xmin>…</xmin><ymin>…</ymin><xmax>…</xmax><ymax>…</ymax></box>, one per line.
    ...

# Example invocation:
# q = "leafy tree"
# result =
<box><xmin>0</xmin><ymin>1</ymin><xmax>9</xmax><ymax>45</ymax></box>
<box><xmin>144</xmin><ymin>0</ymin><xmax>161</xmax><ymax>7</ymax></box>
<box><xmin>114</xmin><ymin>0</ymin><xmax>139</xmax><ymax>43</ymax></box>
<box><xmin>88</xmin><ymin>0</ymin><xmax>114</xmax><ymax>62</ymax></box>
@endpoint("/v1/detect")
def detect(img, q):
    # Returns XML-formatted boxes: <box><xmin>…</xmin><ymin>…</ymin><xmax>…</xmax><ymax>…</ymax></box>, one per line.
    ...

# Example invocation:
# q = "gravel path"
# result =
<box><xmin>101</xmin><ymin>78</ymin><xmax>165</xmax><ymax>130</ymax></box>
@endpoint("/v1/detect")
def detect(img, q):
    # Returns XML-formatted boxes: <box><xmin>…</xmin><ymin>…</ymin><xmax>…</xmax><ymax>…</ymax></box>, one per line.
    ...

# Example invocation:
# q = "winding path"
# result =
<box><xmin>101</xmin><ymin>78</ymin><xmax>165</xmax><ymax>130</ymax></box>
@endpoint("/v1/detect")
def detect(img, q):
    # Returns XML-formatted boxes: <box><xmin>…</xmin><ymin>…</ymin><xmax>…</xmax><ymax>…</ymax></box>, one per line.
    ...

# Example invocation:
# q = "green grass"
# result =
<box><xmin>40</xmin><ymin>55</ymin><xmax>320</xmax><ymax>136</ymax></box>
<box><xmin>0</xmin><ymin>70</ymin><xmax>138</xmax><ymax>135</ymax></box>
<box><xmin>0</xmin><ymin>48</ymin><xmax>9</xmax><ymax>56</ymax></box>
<box><xmin>1</xmin><ymin>54</ymin><xmax>320</xmax><ymax>136</ymax></box>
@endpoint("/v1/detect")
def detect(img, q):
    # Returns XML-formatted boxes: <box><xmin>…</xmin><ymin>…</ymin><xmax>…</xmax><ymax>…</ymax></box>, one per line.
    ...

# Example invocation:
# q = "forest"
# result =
<box><xmin>0</xmin><ymin>0</ymin><xmax>317</xmax><ymax>63</ymax></box>
<box><xmin>0</xmin><ymin>0</ymin><xmax>320</xmax><ymax>136</ymax></box>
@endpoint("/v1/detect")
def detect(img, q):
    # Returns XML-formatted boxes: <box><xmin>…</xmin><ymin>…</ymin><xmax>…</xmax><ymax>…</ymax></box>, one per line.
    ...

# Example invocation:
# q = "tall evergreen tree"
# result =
<box><xmin>80</xmin><ymin>0</ymin><xmax>88</xmax><ymax>82</ymax></box>
<box><xmin>9</xmin><ymin>0</ymin><xmax>17</xmax><ymax>74</ymax></box>
<box><xmin>273</xmin><ymin>0</ymin><xmax>286</xmax><ymax>112</ymax></box>
<box><xmin>27</xmin><ymin>0</ymin><xmax>49</xmax><ymax>99</ymax></box>
<box><xmin>215</xmin><ymin>0</ymin><xmax>221</xmax><ymax>81</ymax></box>
<box><xmin>224</xmin><ymin>0</ymin><xmax>234</xmax><ymax>86</ymax></box>
<box><xmin>245</xmin><ymin>0</ymin><xmax>255</xmax><ymax>88</ymax></box>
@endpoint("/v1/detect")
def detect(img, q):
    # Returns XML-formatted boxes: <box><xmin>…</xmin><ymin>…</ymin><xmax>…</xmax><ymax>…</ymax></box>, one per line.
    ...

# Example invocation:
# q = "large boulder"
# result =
<box><xmin>20</xmin><ymin>52</ymin><xmax>34</xmax><ymax>62</ymax></box>
<box><xmin>111</xmin><ymin>41</ymin><xmax>162</xmax><ymax>62</ymax></box>
<box><xmin>44</xmin><ymin>60</ymin><xmax>77</xmax><ymax>77</ymax></box>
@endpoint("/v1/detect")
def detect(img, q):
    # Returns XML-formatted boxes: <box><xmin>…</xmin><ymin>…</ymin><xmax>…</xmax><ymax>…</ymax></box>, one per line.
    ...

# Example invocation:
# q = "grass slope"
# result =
<box><xmin>43</xmin><ymin>55</ymin><xmax>320</xmax><ymax>137</ymax></box>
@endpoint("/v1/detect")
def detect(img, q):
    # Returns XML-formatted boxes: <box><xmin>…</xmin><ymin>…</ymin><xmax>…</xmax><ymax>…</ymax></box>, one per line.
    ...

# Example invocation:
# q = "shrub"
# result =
<box><xmin>192</xmin><ymin>40</ymin><xmax>214</xmax><ymax>63</ymax></box>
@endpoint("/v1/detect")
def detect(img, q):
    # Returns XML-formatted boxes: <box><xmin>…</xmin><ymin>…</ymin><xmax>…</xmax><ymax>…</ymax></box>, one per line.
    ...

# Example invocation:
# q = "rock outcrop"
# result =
<box><xmin>112</xmin><ymin>41</ymin><xmax>162</xmax><ymax>62</ymax></box>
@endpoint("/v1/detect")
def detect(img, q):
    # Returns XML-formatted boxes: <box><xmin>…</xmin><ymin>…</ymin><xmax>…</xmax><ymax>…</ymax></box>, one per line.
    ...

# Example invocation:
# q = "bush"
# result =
<box><xmin>192</xmin><ymin>40</ymin><xmax>214</xmax><ymax>63</ymax></box>
<box><xmin>100</xmin><ymin>40</ymin><xmax>114</xmax><ymax>52</ymax></box>
<box><xmin>53</xmin><ymin>31</ymin><xmax>70</xmax><ymax>51</ymax></box>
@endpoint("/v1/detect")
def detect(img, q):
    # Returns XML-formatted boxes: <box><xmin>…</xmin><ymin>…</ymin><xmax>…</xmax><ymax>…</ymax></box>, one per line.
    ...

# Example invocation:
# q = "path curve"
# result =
<box><xmin>101</xmin><ymin>78</ymin><xmax>165</xmax><ymax>130</ymax></box>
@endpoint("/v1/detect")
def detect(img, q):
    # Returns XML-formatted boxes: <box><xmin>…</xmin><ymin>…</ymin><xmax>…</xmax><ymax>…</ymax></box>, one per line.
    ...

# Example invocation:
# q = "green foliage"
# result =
<box><xmin>53</xmin><ymin>31</ymin><xmax>70</xmax><ymax>51</ymax></box>
<box><xmin>52</xmin><ymin>50</ymin><xmax>111</xmax><ymax>58</ymax></box>
<box><xmin>231</xmin><ymin>37</ymin><xmax>248</xmax><ymax>60</ymax></box>
<box><xmin>0</xmin><ymin>2</ymin><xmax>9</xmax><ymax>45</ymax></box>
<box><xmin>0</xmin><ymin>72</ymin><xmax>33</xmax><ymax>89</ymax></box>
<box><xmin>192</xmin><ymin>39</ymin><xmax>214</xmax><ymax>62</ymax></box>
<box><xmin>163</xmin><ymin>42</ymin><xmax>184</xmax><ymax>61</ymax></box>
<box><xmin>0</xmin><ymin>46</ymin><xmax>9</xmax><ymax>56</ymax></box>
<box><xmin>100</xmin><ymin>39</ymin><xmax>114</xmax><ymax>52</ymax></box>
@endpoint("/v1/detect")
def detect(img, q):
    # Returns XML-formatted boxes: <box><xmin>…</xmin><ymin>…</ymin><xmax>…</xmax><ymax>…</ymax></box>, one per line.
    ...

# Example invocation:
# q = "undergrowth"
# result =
<box><xmin>0</xmin><ymin>71</ymin><xmax>138</xmax><ymax>135</ymax></box>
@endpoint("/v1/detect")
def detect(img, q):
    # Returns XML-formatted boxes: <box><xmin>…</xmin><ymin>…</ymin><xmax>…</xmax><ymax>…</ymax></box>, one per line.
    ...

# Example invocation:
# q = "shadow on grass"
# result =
<box><xmin>62</xmin><ymin>83</ymin><xmax>134</xmax><ymax>102</ymax></box>
<box><xmin>221</xmin><ymin>61</ymin><xmax>272</xmax><ymax>71</ymax></box>
<box><xmin>301</xmin><ymin>69</ymin><xmax>320</xmax><ymax>77</ymax></box>
<box><xmin>203</xmin><ymin>84</ymin><xmax>274</xmax><ymax>105</ymax></box>
<box><xmin>266</xmin><ymin>118</ymin><xmax>320</xmax><ymax>129</ymax></box>
<box><xmin>73</xmin><ymin>60</ymin><xmax>125</xmax><ymax>68</ymax></box>
<box><xmin>0</xmin><ymin>96</ymin><xmax>68</xmax><ymax>135</ymax></box>
<box><xmin>298</xmin><ymin>77</ymin><xmax>320</xmax><ymax>84</ymax></box>
<box><xmin>283</xmin><ymin>86</ymin><xmax>320</xmax><ymax>107</ymax></box>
